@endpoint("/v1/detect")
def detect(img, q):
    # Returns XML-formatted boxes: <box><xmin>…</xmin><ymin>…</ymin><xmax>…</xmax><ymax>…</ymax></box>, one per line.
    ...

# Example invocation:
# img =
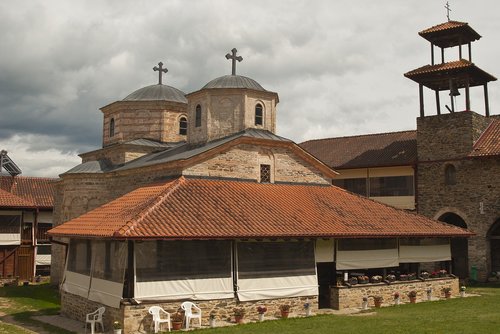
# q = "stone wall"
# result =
<box><xmin>331</xmin><ymin>277</ymin><xmax>459</xmax><ymax>309</ymax></box>
<box><xmin>60</xmin><ymin>291</ymin><xmax>317</xmax><ymax>334</ymax></box>
<box><xmin>417</xmin><ymin>111</ymin><xmax>500</xmax><ymax>280</ymax></box>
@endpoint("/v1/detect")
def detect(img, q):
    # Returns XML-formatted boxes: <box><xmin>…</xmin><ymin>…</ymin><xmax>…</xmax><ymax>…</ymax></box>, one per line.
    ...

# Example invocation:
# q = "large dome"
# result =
<box><xmin>123</xmin><ymin>84</ymin><xmax>187</xmax><ymax>103</ymax></box>
<box><xmin>202</xmin><ymin>75</ymin><xmax>266</xmax><ymax>91</ymax></box>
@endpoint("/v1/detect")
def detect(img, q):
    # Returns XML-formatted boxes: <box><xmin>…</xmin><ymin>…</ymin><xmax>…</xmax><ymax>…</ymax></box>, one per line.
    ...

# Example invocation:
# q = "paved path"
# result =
<box><xmin>33</xmin><ymin>315</ymin><xmax>87</xmax><ymax>334</ymax></box>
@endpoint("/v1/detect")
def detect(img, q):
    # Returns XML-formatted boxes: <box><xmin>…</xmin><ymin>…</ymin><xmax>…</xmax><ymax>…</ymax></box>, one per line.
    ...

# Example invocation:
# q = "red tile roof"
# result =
<box><xmin>419</xmin><ymin>21</ymin><xmax>470</xmax><ymax>35</ymax></box>
<box><xmin>0</xmin><ymin>176</ymin><xmax>56</xmax><ymax>209</ymax></box>
<box><xmin>418</xmin><ymin>21</ymin><xmax>481</xmax><ymax>48</ymax></box>
<box><xmin>48</xmin><ymin>177</ymin><xmax>471</xmax><ymax>239</ymax></box>
<box><xmin>300</xmin><ymin>131</ymin><xmax>417</xmax><ymax>169</ymax></box>
<box><xmin>470</xmin><ymin>118</ymin><xmax>500</xmax><ymax>157</ymax></box>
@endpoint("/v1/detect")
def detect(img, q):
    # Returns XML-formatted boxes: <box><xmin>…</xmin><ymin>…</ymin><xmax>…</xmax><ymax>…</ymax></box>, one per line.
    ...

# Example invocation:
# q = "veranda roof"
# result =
<box><xmin>48</xmin><ymin>177</ymin><xmax>472</xmax><ymax>240</ymax></box>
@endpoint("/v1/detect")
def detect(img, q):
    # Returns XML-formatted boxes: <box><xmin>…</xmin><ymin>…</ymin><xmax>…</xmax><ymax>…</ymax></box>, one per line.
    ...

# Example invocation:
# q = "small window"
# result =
<box><xmin>179</xmin><ymin>116</ymin><xmax>187</xmax><ymax>135</ymax></box>
<box><xmin>195</xmin><ymin>105</ymin><xmax>202</xmax><ymax>128</ymax></box>
<box><xmin>255</xmin><ymin>104</ymin><xmax>263</xmax><ymax>126</ymax></box>
<box><xmin>260</xmin><ymin>164</ymin><xmax>271</xmax><ymax>183</ymax></box>
<box><xmin>109</xmin><ymin>118</ymin><xmax>115</xmax><ymax>137</ymax></box>
<box><xmin>445</xmin><ymin>164</ymin><xmax>456</xmax><ymax>185</ymax></box>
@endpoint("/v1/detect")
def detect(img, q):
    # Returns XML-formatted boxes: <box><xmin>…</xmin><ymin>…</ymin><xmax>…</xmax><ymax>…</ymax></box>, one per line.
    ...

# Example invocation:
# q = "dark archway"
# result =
<box><xmin>488</xmin><ymin>219</ymin><xmax>500</xmax><ymax>273</ymax></box>
<box><xmin>438</xmin><ymin>212</ymin><xmax>468</xmax><ymax>278</ymax></box>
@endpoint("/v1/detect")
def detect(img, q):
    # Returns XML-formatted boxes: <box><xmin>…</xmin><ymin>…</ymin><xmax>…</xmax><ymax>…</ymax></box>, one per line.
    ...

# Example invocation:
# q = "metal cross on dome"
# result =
<box><xmin>153</xmin><ymin>62</ymin><xmax>168</xmax><ymax>85</ymax></box>
<box><xmin>225</xmin><ymin>48</ymin><xmax>243</xmax><ymax>75</ymax></box>
<box><xmin>445</xmin><ymin>1</ymin><xmax>452</xmax><ymax>21</ymax></box>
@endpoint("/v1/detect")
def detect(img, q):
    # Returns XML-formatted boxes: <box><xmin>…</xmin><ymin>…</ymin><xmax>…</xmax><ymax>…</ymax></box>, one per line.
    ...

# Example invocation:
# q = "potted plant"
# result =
<box><xmin>371</xmin><ymin>275</ymin><xmax>383</xmax><ymax>284</ymax></box>
<box><xmin>426</xmin><ymin>288</ymin><xmax>432</xmax><ymax>301</ymax></box>
<box><xmin>113</xmin><ymin>321</ymin><xmax>122</xmax><ymax>334</ymax></box>
<box><xmin>408</xmin><ymin>272</ymin><xmax>417</xmax><ymax>280</ymax></box>
<box><xmin>442</xmin><ymin>287</ymin><xmax>452</xmax><ymax>298</ymax></box>
<box><xmin>399</xmin><ymin>274</ymin><xmax>408</xmax><ymax>281</ymax></box>
<box><xmin>171</xmin><ymin>312</ymin><xmax>184</xmax><ymax>330</ymax></box>
<box><xmin>233</xmin><ymin>307</ymin><xmax>245</xmax><ymax>324</ymax></box>
<box><xmin>209</xmin><ymin>311</ymin><xmax>217</xmax><ymax>328</ymax></box>
<box><xmin>420</xmin><ymin>271</ymin><xmax>430</xmax><ymax>280</ymax></box>
<box><xmin>256</xmin><ymin>305</ymin><xmax>267</xmax><ymax>322</ymax></box>
<box><xmin>386</xmin><ymin>274</ymin><xmax>396</xmax><ymax>282</ymax></box>
<box><xmin>361</xmin><ymin>296</ymin><xmax>368</xmax><ymax>310</ymax></box>
<box><xmin>279</xmin><ymin>304</ymin><xmax>291</xmax><ymax>318</ymax></box>
<box><xmin>408</xmin><ymin>290</ymin><xmax>417</xmax><ymax>303</ymax></box>
<box><xmin>439</xmin><ymin>269</ymin><xmax>448</xmax><ymax>277</ymax></box>
<box><xmin>348</xmin><ymin>276</ymin><xmax>358</xmax><ymax>285</ymax></box>
<box><xmin>372</xmin><ymin>295</ymin><xmax>383</xmax><ymax>308</ymax></box>
<box><xmin>430</xmin><ymin>271</ymin><xmax>439</xmax><ymax>278</ymax></box>
<box><xmin>358</xmin><ymin>275</ymin><xmax>369</xmax><ymax>284</ymax></box>
<box><xmin>460</xmin><ymin>285</ymin><xmax>466</xmax><ymax>297</ymax></box>
<box><xmin>393</xmin><ymin>291</ymin><xmax>400</xmax><ymax>305</ymax></box>
<box><xmin>304</xmin><ymin>301</ymin><xmax>311</xmax><ymax>317</ymax></box>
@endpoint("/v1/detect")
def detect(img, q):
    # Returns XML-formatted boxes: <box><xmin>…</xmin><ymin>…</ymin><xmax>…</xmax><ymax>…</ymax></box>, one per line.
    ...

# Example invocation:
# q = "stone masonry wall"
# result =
<box><xmin>61</xmin><ymin>291</ymin><xmax>317</xmax><ymax>334</ymax></box>
<box><xmin>331</xmin><ymin>277</ymin><xmax>459</xmax><ymax>310</ymax></box>
<box><xmin>417</xmin><ymin>112</ymin><xmax>500</xmax><ymax>280</ymax></box>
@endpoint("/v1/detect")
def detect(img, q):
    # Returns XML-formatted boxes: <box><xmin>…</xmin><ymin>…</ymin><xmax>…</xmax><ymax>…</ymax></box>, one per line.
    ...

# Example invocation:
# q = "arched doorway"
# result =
<box><xmin>438</xmin><ymin>213</ymin><xmax>468</xmax><ymax>278</ymax></box>
<box><xmin>488</xmin><ymin>219</ymin><xmax>500</xmax><ymax>274</ymax></box>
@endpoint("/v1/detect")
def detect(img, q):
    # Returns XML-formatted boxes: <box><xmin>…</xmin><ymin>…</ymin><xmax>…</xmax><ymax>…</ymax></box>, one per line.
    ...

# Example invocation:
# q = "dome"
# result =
<box><xmin>123</xmin><ymin>84</ymin><xmax>187</xmax><ymax>103</ymax></box>
<box><xmin>202</xmin><ymin>75</ymin><xmax>266</xmax><ymax>91</ymax></box>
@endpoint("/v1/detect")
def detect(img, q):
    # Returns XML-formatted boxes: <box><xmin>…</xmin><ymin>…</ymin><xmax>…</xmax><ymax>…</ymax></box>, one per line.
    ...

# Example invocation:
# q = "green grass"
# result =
<box><xmin>202</xmin><ymin>284</ymin><xmax>500</xmax><ymax>334</ymax></box>
<box><xmin>0</xmin><ymin>283</ymin><xmax>72</xmax><ymax>334</ymax></box>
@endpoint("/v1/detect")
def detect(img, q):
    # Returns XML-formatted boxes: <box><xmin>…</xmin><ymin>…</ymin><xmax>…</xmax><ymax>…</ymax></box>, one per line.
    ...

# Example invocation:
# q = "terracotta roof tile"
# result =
<box><xmin>300</xmin><ymin>131</ymin><xmax>416</xmax><ymax>169</ymax></box>
<box><xmin>470</xmin><ymin>118</ymin><xmax>500</xmax><ymax>157</ymax></box>
<box><xmin>48</xmin><ymin>177</ymin><xmax>471</xmax><ymax>239</ymax></box>
<box><xmin>405</xmin><ymin>60</ymin><xmax>473</xmax><ymax>77</ymax></box>
<box><xmin>420</xmin><ymin>21</ymin><xmax>469</xmax><ymax>34</ymax></box>
<box><xmin>418</xmin><ymin>21</ymin><xmax>481</xmax><ymax>48</ymax></box>
<box><xmin>0</xmin><ymin>176</ymin><xmax>56</xmax><ymax>208</ymax></box>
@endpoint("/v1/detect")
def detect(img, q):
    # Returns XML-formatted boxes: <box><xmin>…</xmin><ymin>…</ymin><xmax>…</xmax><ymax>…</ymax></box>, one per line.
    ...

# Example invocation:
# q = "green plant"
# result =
<box><xmin>408</xmin><ymin>290</ymin><xmax>417</xmax><ymax>298</ymax></box>
<box><xmin>460</xmin><ymin>286</ymin><xmax>466</xmax><ymax>291</ymax></box>
<box><xmin>209</xmin><ymin>311</ymin><xmax>217</xmax><ymax>320</ymax></box>
<box><xmin>233</xmin><ymin>307</ymin><xmax>246</xmax><ymax>317</ymax></box>
<box><xmin>279</xmin><ymin>304</ymin><xmax>291</xmax><ymax>312</ymax></box>
<box><xmin>171</xmin><ymin>312</ymin><xmax>184</xmax><ymax>323</ymax></box>
<box><xmin>113</xmin><ymin>321</ymin><xmax>121</xmax><ymax>329</ymax></box>
<box><xmin>442</xmin><ymin>287</ymin><xmax>452</xmax><ymax>294</ymax></box>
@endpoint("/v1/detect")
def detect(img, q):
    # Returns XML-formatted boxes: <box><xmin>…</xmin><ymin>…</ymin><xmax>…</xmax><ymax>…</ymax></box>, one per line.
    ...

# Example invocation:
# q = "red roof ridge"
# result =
<box><xmin>473</xmin><ymin>118</ymin><xmax>496</xmax><ymax>148</ymax></box>
<box><xmin>301</xmin><ymin>130</ymin><xmax>416</xmax><ymax>144</ymax></box>
<box><xmin>115</xmin><ymin>177</ymin><xmax>186</xmax><ymax>237</ymax></box>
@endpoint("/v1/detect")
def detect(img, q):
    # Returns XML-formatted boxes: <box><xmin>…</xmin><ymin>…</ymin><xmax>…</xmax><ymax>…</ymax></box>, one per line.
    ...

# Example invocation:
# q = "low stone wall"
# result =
<box><xmin>331</xmin><ymin>277</ymin><xmax>459</xmax><ymax>309</ymax></box>
<box><xmin>60</xmin><ymin>291</ymin><xmax>317</xmax><ymax>334</ymax></box>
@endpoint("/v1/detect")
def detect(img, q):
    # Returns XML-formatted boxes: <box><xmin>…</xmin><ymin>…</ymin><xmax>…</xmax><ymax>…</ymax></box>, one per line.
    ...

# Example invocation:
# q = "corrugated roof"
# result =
<box><xmin>48</xmin><ymin>176</ymin><xmax>471</xmax><ymax>239</ymax></box>
<box><xmin>300</xmin><ymin>130</ymin><xmax>417</xmax><ymax>169</ymax></box>
<box><xmin>0</xmin><ymin>176</ymin><xmax>56</xmax><ymax>208</ymax></box>
<box><xmin>470</xmin><ymin>118</ymin><xmax>500</xmax><ymax>157</ymax></box>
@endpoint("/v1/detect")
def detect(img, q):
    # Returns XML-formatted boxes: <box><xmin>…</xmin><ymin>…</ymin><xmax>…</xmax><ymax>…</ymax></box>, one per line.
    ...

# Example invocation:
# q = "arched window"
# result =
<box><xmin>179</xmin><ymin>116</ymin><xmax>187</xmax><ymax>135</ymax></box>
<box><xmin>109</xmin><ymin>118</ymin><xmax>115</xmax><ymax>137</ymax></box>
<box><xmin>445</xmin><ymin>164</ymin><xmax>456</xmax><ymax>185</ymax></box>
<box><xmin>195</xmin><ymin>105</ymin><xmax>202</xmax><ymax>128</ymax></box>
<box><xmin>255</xmin><ymin>104</ymin><xmax>263</xmax><ymax>126</ymax></box>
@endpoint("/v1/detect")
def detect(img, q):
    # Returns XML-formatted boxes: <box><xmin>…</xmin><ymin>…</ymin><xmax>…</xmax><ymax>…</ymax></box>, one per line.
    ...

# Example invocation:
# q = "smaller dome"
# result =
<box><xmin>123</xmin><ymin>84</ymin><xmax>187</xmax><ymax>103</ymax></box>
<box><xmin>202</xmin><ymin>75</ymin><xmax>266</xmax><ymax>91</ymax></box>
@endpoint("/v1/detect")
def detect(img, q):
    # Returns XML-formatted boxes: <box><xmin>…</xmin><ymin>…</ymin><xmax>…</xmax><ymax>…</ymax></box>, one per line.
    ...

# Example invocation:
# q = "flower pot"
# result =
<box><xmin>281</xmin><ymin>311</ymin><xmax>289</xmax><ymax>318</ymax></box>
<box><xmin>258</xmin><ymin>313</ymin><xmax>264</xmax><ymax>322</ymax></box>
<box><xmin>362</xmin><ymin>300</ymin><xmax>368</xmax><ymax>310</ymax></box>
<box><xmin>374</xmin><ymin>299</ymin><xmax>382</xmax><ymax>308</ymax></box>
<box><xmin>460</xmin><ymin>290</ymin><xmax>465</xmax><ymax>297</ymax></box>
<box><xmin>445</xmin><ymin>292</ymin><xmax>451</xmax><ymax>299</ymax></box>
<box><xmin>409</xmin><ymin>296</ymin><xmax>417</xmax><ymax>304</ymax></box>
<box><xmin>209</xmin><ymin>318</ymin><xmax>216</xmax><ymax>328</ymax></box>
<box><xmin>172</xmin><ymin>321</ymin><xmax>183</xmax><ymax>330</ymax></box>
<box><xmin>305</xmin><ymin>308</ymin><xmax>311</xmax><ymax>317</ymax></box>
<box><xmin>394</xmin><ymin>298</ymin><xmax>400</xmax><ymax>305</ymax></box>
<box><xmin>235</xmin><ymin>315</ymin><xmax>244</xmax><ymax>324</ymax></box>
<box><xmin>113</xmin><ymin>330</ymin><xmax>122</xmax><ymax>334</ymax></box>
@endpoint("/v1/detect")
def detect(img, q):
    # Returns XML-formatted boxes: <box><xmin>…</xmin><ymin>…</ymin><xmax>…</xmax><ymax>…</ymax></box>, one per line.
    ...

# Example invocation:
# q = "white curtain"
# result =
<box><xmin>399</xmin><ymin>244</ymin><xmax>451</xmax><ymax>263</ymax></box>
<box><xmin>315</xmin><ymin>239</ymin><xmax>334</xmax><ymax>263</ymax></box>
<box><xmin>336</xmin><ymin>249</ymin><xmax>399</xmax><ymax>269</ymax></box>
<box><xmin>237</xmin><ymin>275</ymin><xmax>318</xmax><ymax>301</ymax></box>
<box><xmin>135</xmin><ymin>278</ymin><xmax>234</xmax><ymax>301</ymax></box>
<box><xmin>62</xmin><ymin>271</ymin><xmax>91</xmax><ymax>298</ymax></box>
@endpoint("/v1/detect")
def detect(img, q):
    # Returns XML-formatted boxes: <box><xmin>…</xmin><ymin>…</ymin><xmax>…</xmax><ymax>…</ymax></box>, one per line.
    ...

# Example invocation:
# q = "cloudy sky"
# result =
<box><xmin>1</xmin><ymin>0</ymin><xmax>499</xmax><ymax>177</ymax></box>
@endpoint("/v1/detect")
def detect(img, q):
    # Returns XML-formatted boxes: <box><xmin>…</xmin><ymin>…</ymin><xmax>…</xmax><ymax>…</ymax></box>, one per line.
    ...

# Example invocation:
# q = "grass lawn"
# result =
<box><xmin>0</xmin><ymin>283</ymin><xmax>71</xmax><ymax>334</ymax></box>
<box><xmin>0</xmin><ymin>283</ymin><xmax>498</xmax><ymax>333</ymax></box>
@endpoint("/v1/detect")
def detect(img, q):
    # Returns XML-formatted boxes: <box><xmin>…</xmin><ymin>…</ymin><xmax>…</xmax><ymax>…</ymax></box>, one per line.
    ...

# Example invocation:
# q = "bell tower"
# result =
<box><xmin>405</xmin><ymin>19</ymin><xmax>496</xmax><ymax>116</ymax></box>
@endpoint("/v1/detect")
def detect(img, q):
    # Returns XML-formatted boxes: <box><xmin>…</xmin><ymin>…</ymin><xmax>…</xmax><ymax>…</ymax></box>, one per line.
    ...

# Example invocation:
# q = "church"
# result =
<box><xmin>49</xmin><ymin>44</ymin><xmax>470</xmax><ymax>332</ymax></box>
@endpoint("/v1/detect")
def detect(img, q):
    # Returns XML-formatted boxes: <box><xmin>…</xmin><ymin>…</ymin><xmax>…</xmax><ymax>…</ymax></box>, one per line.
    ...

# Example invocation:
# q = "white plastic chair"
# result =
<box><xmin>85</xmin><ymin>306</ymin><xmax>105</xmax><ymax>334</ymax></box>
<box><xmin>148</xmin><ymin>306</ymin><xmax>171</xmax><ymax>333</ymax></box>
<box><xmin>181</xmin><ymin>301</ymin><xmax>202</xmax><ymax>329</ymax></box>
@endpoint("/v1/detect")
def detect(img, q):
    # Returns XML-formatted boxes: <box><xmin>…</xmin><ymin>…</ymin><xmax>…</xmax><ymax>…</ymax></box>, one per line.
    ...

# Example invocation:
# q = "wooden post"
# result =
<box><xmin>441</xmin><ymin>48</ymin><xmax>445</xmax><ymax>64</ymax></box>
<box><xmin>484</xmin><ymin>83</ymin><xmax>490</xmax><ymax>117</ymax></box>
<box><xmin>468</xmin><ymin>42</ymin><xmax>472</xmax><ymax>61</ymax></box>
<box><xmin>431</xmin><ymin>43</ymin><xmax>434</xmax><ymax>65</ymax></box>
<box><xmin>465</xmin><ymin>78</ymin><xmax>470</xmax><ymax>111</ymax></box>
<box><xmin>435</xmin><ymin>90</ymin><xmax>441</xmax><ymax>115</ymax></box>
<box><xmin>419</xmin><ymin>84</ymin><xmax>425</xmax><ymax>117</ymax></box>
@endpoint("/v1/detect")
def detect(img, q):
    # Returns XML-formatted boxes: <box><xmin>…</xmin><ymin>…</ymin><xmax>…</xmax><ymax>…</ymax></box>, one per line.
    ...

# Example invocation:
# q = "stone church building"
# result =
<box><xmin>301</xmin><ymin>20</ymin><xmax>500</xmax><ymax>282</ymax></box>
<box><xmin>49</xmin><ymin>45</ymin><xmax>471</xmax><ymax>333</ymax></box>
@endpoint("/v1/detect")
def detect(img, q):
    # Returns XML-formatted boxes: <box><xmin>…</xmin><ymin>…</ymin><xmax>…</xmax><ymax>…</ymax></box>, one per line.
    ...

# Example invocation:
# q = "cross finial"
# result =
<box><xmin>445</xmin><ymin>1</ymin><xmax>452</xmax><ymax>21</ymax></box>
<box><xmin>153</xmin><ymin>62</ymin><xmax>168</xmax><ymax>85</ymax></box>
<box><xmin>225</xmin><ymin>48</ymin><xmax>243</xmax><ymax>75</ymax></box>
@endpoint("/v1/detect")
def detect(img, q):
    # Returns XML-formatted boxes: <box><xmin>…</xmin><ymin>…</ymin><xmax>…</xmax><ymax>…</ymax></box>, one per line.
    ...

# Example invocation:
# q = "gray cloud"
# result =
<box><xmin>1</xmin><ymin>0</ymin><xmax>499</xmax><ymax>176</ymax></box>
